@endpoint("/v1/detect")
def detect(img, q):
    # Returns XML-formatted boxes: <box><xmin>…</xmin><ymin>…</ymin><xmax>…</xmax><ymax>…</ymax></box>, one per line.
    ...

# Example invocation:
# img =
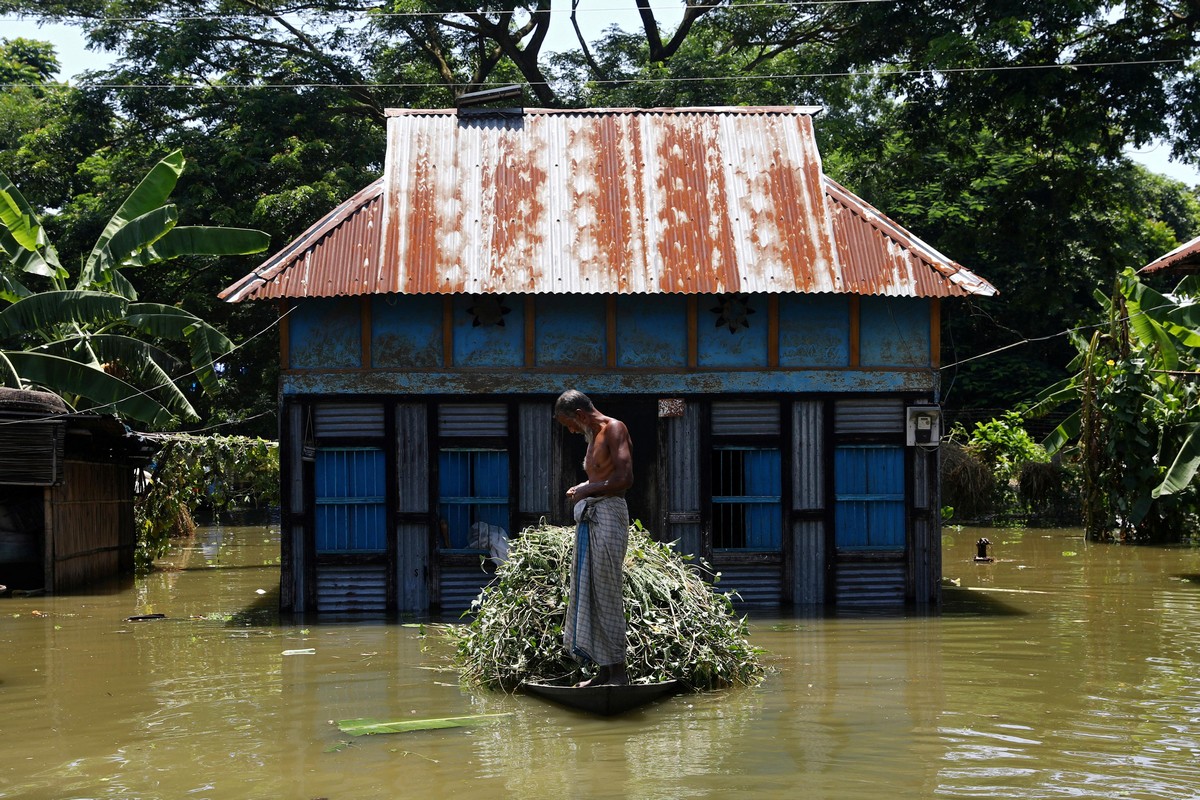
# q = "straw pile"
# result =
<box><xmin>451</xmin><ymin>521</ymin><xmax>765</xmax><ymax>692</ymax></box>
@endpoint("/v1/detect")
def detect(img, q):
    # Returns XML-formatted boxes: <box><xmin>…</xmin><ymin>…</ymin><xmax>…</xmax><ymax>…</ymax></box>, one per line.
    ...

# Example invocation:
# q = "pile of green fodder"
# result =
<box><xmin>451</xmin><ymin>520</ymin><xmax>765</xmax><ymax>692</ymax></box>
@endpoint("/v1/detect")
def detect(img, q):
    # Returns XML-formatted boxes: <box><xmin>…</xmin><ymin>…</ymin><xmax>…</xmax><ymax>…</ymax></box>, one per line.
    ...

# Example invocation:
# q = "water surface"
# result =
<box><xmin>2</xmin><ymin>525</ymin><xmax>1198</xmax><ymax>799</ymax></box>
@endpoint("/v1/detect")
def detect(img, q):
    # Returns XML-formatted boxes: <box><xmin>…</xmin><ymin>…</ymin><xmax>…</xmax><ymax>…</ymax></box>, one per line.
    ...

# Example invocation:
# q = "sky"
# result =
<box><xmin>6</xmin><ymin>15</ymin><xmax>1200</xmax><ymax>187</ymax></box>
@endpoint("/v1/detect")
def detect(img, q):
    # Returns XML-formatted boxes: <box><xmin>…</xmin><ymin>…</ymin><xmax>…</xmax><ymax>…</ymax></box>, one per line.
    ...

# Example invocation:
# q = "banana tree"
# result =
<box><xmin>0</xmin><ymin>150</ymin><xmax>269</xmax><ymax>426</ymax></box>
<box><xmin>1032</xmin><ymin>268</ymin><xmax>1200</xmax><ymax>541</ymax></box>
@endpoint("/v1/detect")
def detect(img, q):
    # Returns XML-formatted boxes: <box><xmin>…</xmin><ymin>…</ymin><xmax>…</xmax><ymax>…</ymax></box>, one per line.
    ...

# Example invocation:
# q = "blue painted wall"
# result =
<box><xmin>284</xmin><ymin>292</ymin><xmax>936</xmax><ymax>395</ymax></box>
<box><xmin>289</xmin><ymin>297</ymin><xmax>361</xmax><ymax>369</ymax></box>
<box><xmin>615</xmin><ymin>295</ymin><xmax>687</xmax><ymax>367</ymax></box>
<box><xmin>779</xmin><ymin>294</ymin><xmax>850</xmax><ymax>367</ymax></box>
<box><xmin>371</xmin><ymin>295</ymin><xmax>442</xmax><ymax>368</ymax></box>
<box><xmin>535</xmin><ymin>295</ymin><xmax>606</xmax><ymax>366</ymax></box>
<box><xmin>860</xmin><ymin>297</ymin><xmax>931</xmax><ymax>367</ymax></box>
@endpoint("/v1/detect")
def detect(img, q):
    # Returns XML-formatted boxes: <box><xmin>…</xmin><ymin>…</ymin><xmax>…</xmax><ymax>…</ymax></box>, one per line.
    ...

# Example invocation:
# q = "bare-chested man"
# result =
<box><xmin>554</xmin><ymin>389</ymin><xmax>633</xmax><ymax>687</ymax></box>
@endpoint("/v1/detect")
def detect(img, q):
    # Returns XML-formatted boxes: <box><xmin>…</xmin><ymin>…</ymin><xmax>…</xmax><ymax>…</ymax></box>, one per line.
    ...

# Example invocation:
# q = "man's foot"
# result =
<box><xmin>573</xmin><ymin>664</ymin><xmax>627</xmax><ymax>687</ymax></box>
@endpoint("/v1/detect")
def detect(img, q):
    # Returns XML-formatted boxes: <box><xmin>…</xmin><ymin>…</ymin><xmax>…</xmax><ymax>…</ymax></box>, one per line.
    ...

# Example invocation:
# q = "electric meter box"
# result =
<box><xmin>905</xmin><ymin>406</ymin><xmax>942</xmax><ymax>447</ymax></box>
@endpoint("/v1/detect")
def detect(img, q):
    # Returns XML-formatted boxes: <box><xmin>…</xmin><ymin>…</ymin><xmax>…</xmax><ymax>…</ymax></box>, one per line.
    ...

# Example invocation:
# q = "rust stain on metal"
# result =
<box><xmin>481</xmin><ymin>121</ymin><xmax>547</xmax><ymax>293</ymax></box>
<box><xmin>654</xmin><ymin>117</ymin><xmax>739</xmax><ymax>294</ymax></box>
<box><xmin>585</xmin><ymin>115</ymin><xmax>636</xmax><ymax>294</ymax></box>
<box><xmin>222</xmin><ymin>107</ymin><xmax>997</xmax><ymax>303</ymax></box>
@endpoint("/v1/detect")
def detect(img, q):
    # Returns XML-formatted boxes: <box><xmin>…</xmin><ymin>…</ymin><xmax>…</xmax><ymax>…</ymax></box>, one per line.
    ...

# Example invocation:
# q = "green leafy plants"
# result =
<box><xmin>451</xmin><ymin>521</ymin><xmax>765</xmax><ymax>692</ymax></box>
<box><xmin>1033</xmin><ymin>269</ymin><xmax>1200</xmax><ymax>541</ymax></box>
<box><xmin>135</xmin><ymin>434</ymin><xmax>279</xmax><ymax>572</ymax></box>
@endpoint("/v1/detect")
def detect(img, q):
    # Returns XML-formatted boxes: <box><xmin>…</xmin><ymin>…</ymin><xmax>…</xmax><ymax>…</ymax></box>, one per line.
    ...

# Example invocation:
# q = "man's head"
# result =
<box><xmin>554</xmin><ymin>389</ymin><xmax>595</xmax><ymax>433</ymax></box>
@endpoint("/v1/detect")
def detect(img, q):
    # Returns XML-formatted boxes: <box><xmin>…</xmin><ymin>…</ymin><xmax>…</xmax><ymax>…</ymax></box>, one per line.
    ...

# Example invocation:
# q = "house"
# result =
<box><xmin>1139</xmin><ymin>234</ymin><xmax>1200</xmax><ymax>276</ymax></box>
<box><xmin>220</xmin><ymin>105</ymin><xmax>996</xmax><ymax>615</ymax></box>
<box><xmin>0</xmin><ymin>388</ymin><xmax>156</xmax><ymax>593</ymax></box>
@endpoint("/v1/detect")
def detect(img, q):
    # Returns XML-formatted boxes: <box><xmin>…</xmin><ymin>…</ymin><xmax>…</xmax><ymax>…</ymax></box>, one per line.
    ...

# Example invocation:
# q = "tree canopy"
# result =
<box><xmin>1</xmin><ymin>2</ymin><xmax>1198</xmax><ymax>421</ymax></box>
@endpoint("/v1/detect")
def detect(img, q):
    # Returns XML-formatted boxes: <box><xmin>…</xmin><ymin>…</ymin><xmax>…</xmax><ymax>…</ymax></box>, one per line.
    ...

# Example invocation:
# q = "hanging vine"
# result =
<box><xmin>135</xmin><ymin>435</ymin><xmax>280</xmax><ymax>573</ymax></box>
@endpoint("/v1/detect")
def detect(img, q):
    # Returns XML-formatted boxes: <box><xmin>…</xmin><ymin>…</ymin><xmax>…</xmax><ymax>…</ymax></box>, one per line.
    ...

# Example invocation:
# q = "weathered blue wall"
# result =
<box><xmin>284</xmin><ymin>292</ymin><xmax>936</xmax><ymax>395</ymax></box>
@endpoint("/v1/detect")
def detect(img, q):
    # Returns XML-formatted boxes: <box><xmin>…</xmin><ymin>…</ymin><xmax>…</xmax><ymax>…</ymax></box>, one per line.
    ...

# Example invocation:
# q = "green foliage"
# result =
<box><xmin>135</xmin><ymin>434</ymin><xmax>279</xmax><ymax>572</ymax></box>
<box><xmin>0</xmin><ymin>150</ymin><xmax>269</xmax><ymax>425</ymax></box>
<box><xmin>965</xmin><ymin>411</ymin><xmax>1048</xmax><ymax>484</ymax></box>
<box><xmin>452</xmin><ymin>520</ymin><xmax>765</xmax><ymax>692</ymax></box>
<box><xmin>1033</xmin><ymin>269</ymin><xmax>1200</xmax><ymax>541</ymax></box>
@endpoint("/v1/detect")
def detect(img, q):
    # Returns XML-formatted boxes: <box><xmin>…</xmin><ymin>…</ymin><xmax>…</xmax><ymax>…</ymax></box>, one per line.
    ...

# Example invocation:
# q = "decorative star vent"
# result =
<box><xmin>710</xmin><ymin>294</ymin><xmax>755</xmax><ymax>333</ymax></box>
<box><xmin>467</xmin><ymin>295</ymin><xmax>511</xmax><ymax>327</ymax></box>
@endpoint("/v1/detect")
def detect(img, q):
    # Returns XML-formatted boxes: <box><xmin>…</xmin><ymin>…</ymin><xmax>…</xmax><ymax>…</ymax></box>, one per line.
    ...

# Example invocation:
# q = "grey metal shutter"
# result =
<box><xmin>438</xmin><ymin>404</ymin><xmax>508</xmax><ymax>437</ymax></box>
<box><xmin>711</xmin><ymin>401</ymin><xmax>780</xmax><ymax>437</ymax></box>
<box><xmin>313</xmin><ymin>403</ymin><xmax>385</xmax><ymax>438</ymax></box>
<box><xmin>833</xmin><ymin>398</ymin><xmax>904</xmax><ymax>435</ymax></box>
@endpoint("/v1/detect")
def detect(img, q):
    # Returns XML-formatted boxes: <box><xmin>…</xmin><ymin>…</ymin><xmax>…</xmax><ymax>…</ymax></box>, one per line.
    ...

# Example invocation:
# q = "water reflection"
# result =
<box><xmin>0</xmin><ymin>524</ymin><xmax>1198</xmax><ymax>799</ymax></box>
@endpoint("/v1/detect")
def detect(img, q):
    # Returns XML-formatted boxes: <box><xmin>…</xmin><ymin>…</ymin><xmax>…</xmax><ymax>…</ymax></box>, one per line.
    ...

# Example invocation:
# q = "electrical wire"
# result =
<box><xmin>1</xmin><ymin>56</ymin><xmax>1185</xmax><ymax>91</ymax></box>
<box><xmin>3</xmin><ymin>0</ymin><xmax>897</xmax><ymax>25</ymax></box>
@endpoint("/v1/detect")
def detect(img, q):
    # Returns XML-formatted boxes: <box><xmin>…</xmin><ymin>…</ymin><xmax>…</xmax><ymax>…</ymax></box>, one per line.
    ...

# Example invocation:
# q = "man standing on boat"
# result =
<box><xmin>554</xmin><ymin>389</ymin><xmax>633</xmax><ymax>687</ymax></box>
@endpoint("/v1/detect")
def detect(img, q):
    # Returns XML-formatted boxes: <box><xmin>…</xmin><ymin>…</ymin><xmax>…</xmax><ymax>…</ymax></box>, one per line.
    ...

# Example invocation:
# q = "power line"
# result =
<box><xmin>3</xmin><ymin>1</ymin><xmax>895</xmax><ymax>25</ymax></box>
<box><xmin>1</xmin><ymin>57</ymin><xmax>1185</xmax><ymax>92</ymax></box>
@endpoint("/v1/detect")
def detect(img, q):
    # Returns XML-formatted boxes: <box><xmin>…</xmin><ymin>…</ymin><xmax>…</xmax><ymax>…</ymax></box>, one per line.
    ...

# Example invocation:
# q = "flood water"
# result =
<box><xmin>2</xmin><ymin>524</ymin><xmax>1199</xmax><ymax>800</ymax></box>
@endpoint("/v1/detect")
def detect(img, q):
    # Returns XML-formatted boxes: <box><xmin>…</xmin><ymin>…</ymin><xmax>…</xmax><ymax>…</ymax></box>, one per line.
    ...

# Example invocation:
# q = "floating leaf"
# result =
<box><xmin>337</xmin><ymin>713</ymin><xmax>512</xmax><ymax>736</ymax></box>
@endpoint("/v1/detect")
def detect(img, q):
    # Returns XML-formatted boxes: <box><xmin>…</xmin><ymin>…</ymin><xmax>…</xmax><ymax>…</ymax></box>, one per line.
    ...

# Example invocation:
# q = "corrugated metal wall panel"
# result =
<box><xmin>284</xmin><ymin>404</ymin><xmax>305</xmax><ymax>612</ymax></box>
<box><xmin>395</xmin><ymin>523</ymin><xmax>428</xmax><ymax>613</ymax></box>
<box><xmin>395</xmin><ymin>403</ymin><xmax>429</xmax><ymax>612</ymax></box>
<box><xmin>792</xmin><ymin>400</ymin><xmax>824</xmax><ymax>510</ymax></box>
<box><xmin>519</xmin><ymin>403</ymin><xmax>552</xmax><ymax>515</ymax></box>
<box><xmin>791</xmin><ymin>519</ymin><xmax>825</xmax><ymax>604</ymax></box>
<box><xmin>717</xmin><ymin>563</ymin><xmax>783</xmax><ymax>607</ymax></box>
<box><xmin>834</xmin><ymin>398</ymin><xmax>904</xmax><ymax>435</ymax></box>
<box><xmin>912</xmin><ymin>446</ymin><xmax>932</xmax><ymax>510</ymax></box>
<box><xmin>438</xmin><ymin>564</ymin><xmax>495</xmax><ymax>616</ymax></box>
<box><xmin>395</xmin><ymin>404</ymin><xmax>428</xmax><ymax>513</ymax></box>
<box><xmin>711</xmin><ymin>401</ymin><xmax>780</xmax><ymax>437</ymax></box>
<box><xmin>438</xmin><ymin>404</ymin><xmax>508</xmax><ymax>438</ymax></box>
<box><xmin>314</xmin><ymin>403</ymin><xmax>385</xmax><ymax>438</ymax></box>
<box><xmin>911</xmin><ymin>518</ymin><xmax>939</xmax><ymax>605</ymax></box>
<box><xmin>835</xmin><ymin>562</ymin><xmax>906</xmax><ymax>605</ymax></box>
<box><xmin>664</xmin><ymin>401</ymin><xmax>702</xmax><ymax>556</ymax></box>
<box><xmin>316</xmin><ymin>565</ymin><xmax>388</xmax><ymax>613</ymax></box>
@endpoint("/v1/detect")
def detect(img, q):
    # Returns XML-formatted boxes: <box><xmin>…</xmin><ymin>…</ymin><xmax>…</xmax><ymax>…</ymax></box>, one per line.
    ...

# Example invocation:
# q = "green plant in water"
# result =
<box><xmin>451</xmin><ymin>520</ymin><xmax>765</xmax><ymax>692</ymax></box>
<box><xmin>135</xmin><ymin>434</ymin><xmax>279</xmax><ymax>571</ymax></box>
<box><xmin>1033</xmin><ymin>268</ymin><xmax>1200</xmax><ymax>541</ymax></box>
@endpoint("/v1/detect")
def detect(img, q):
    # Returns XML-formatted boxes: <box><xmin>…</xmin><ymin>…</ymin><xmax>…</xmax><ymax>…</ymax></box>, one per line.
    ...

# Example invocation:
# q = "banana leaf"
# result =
<box><xmin>1153</xmin><ymin>423</ymin><xmax>1200</xmax><ymax>498</ymax></box>
<box><xmin>0</xmin><ymin>172</ymin><xmax>44</xmax><ymax>251</ymax></box>
<box><xmin>83</xmin><ymin>206</ymin><xmax>178</xmax><ymax>286</ymax></box>
<box><xmin>2</xmin><ymin>350</ymin><xmax>174</xmax><ymax>425</ymax></box>
<box><xmin>82</xmin><ymin>150</ymin><xmax>185</xmax><ymax>285</ymax></box>
<box><xmin>39</xmin><ymin>334</ymin><xmax>198</xmax><ymax>422</ymax></box>
<box><xmin>128</xmin><ymin>225</ymin><xmax>271</xmax><ymax>265</ymax></box>
<box><xmin>0</xmin><ymin>209</ymin><xmax>59</xmax><ymax>280</ymax></box>
<box><xmin>126</xmin><ymin>303</ymin><xmax>233</xmax><ymax>393</ymax></box>
<box><xmin>1041</xmin><ymin>408</ymin><xmax>1080</xmax><ymax>456</ymax></box>
<box><xmin>0</xmin><ymin>291</ymin><xmax>128</xmax><ymax>339</ymax></box>
<box><xmin>337</xmin><ymin>713</ymin><xmax>512</xmax><ymax>737</ymax></box>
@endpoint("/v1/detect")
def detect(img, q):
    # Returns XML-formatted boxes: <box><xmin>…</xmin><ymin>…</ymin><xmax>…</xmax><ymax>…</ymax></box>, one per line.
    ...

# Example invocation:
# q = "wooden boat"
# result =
<box><xmin>522</xmin><ymin>678</ymin><xmax>680</xmax><ymax>716</ymax></box>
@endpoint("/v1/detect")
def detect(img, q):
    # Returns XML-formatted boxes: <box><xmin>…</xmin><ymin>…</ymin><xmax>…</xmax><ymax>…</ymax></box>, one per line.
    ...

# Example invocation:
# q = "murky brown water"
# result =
<box><xmin>2</xmin><ymin>524</ymin><xmax>1199</xmax><ymax>799</ymax></box>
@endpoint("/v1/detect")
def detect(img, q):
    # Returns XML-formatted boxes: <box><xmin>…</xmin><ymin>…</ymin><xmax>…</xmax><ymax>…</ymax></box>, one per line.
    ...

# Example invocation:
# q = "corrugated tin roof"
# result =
<box><xmin>221</xmin><ymin>106</ymin><xmax>995</xmax><ymax>303</ymax></box>
<box><xmin>1139</xmin><ymin>234</ymin><xmax>1200</xmax><ymax>276</ymax></box>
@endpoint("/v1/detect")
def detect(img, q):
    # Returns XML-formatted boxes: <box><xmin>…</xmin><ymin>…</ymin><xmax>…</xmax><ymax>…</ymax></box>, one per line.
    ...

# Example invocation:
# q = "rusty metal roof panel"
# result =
<box><xmin>378</xmin><ymin>106</ymin><xmax>840</xmax><ymax>295</ymax></box>
<box><xmin>222</xmin><ymin>106</ymin><xmax>995</xmax><ymax>302</ymax></box>
<box><xmin>1139</xmin><ymin>234</ymin><xmax>1200</xmax><ymax>276</ymax></box>
<box><xmin>824</xmin><ymin>177</ymin><xmax>996</xmax><ymax>298</ymax></box>
<box><xmin>219</xmin><ymin>179</ymin><xmax>384</xmax><ymax>303</ymax></box>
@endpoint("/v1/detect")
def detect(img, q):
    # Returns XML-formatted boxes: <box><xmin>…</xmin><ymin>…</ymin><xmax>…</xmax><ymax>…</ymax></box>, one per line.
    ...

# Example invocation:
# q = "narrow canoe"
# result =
<box><xmin>522</xmin><ymin>679</ymin><xmax>680</xmax><ymax>716</ymax></box>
